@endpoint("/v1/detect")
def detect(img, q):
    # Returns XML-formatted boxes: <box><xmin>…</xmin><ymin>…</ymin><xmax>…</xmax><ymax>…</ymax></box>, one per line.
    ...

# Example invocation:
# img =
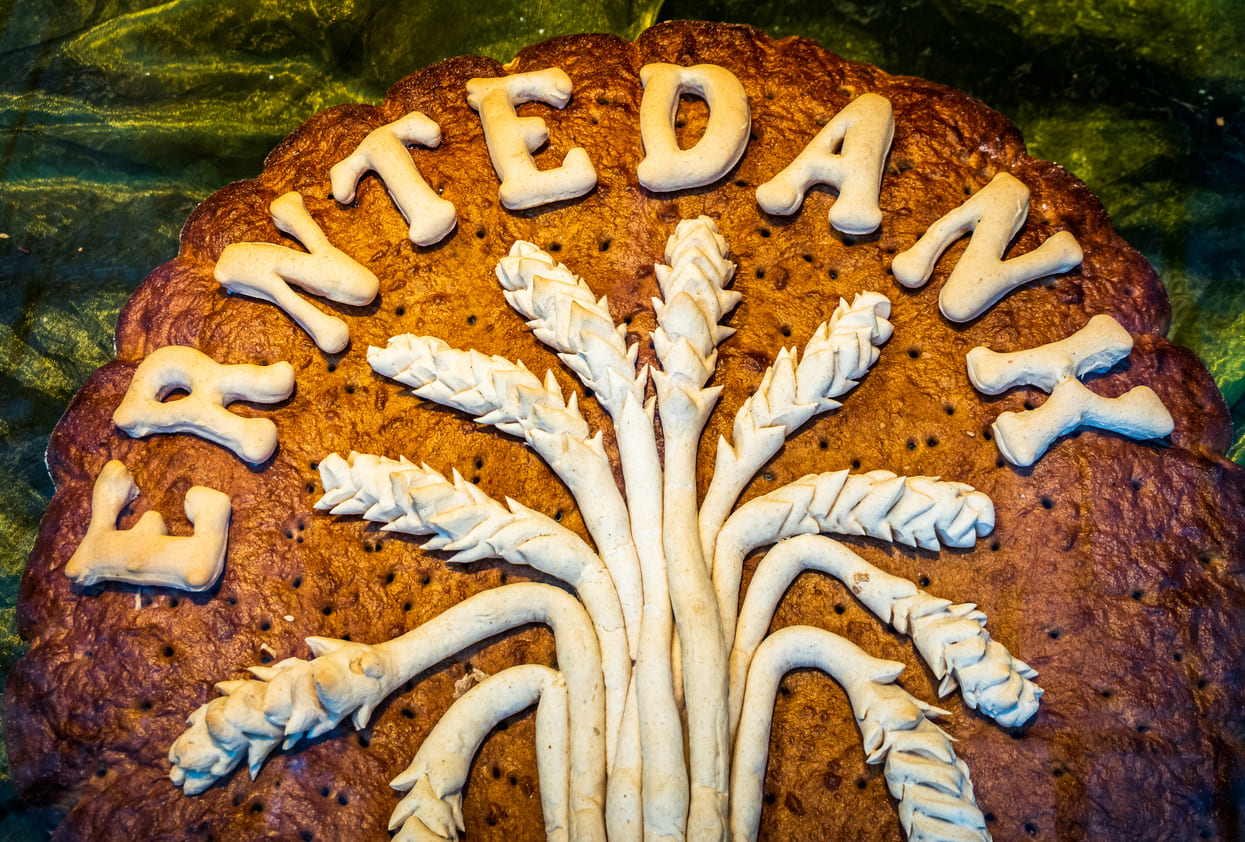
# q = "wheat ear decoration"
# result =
<box><xmin>494</xmin><ymin>241</ymin><xmax>664</xmax><ymax>600</ymax></box>
<box><xmin>698</xmin><ymin>291</ymin><xmax>893</xmax><ymax>567</ymax></box>
<box><xmin>369</xmin><ymin>335</ymin><xmax>643</xmax><ymax>658</ymax></box>
<box><xmin>495</xmin><ymin>241</ymin><xmax>685</xmax><ymax>841</ymax></box>
<box><xmin>315</xmin><ymin>451</ymin><xmax>630</xmax><ymax>760</ymax></box>
<box><xmin>731</xmin><ymin>626</ymin><xmax>990</xmax><ymax>842</ymax></box>
<box><xmin>319</xmin><ymin>451</ymin><xmax>641</xmax><ymax>836</ymax></box>
<box><xmin>652</xmin><ymin>215</ymin><xmax>740</xmax><ymax>840</ymax></box>
<box><xmin>713</xmin><ymin>469</ymin><xmax>996</xmax><ymax>647</ymax></box>
<box><xmin>169</xmin><ymin>583</ymin><xmax>608</xmax><ymax>842</ymax></box>
<box><xmin>728</xmin><ymin>534</ymin><xmax>1041</xmax><ymax>735</ymax></box>
<box><xmin>389</xmin><ymin>665</ymin><xmax>570</xmax><ymax>842</ymax></box>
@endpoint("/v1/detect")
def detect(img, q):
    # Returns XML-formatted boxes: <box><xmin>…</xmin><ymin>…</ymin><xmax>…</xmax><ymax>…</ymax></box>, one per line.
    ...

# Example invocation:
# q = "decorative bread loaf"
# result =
<box><xmin>6</xmin><ymin>20</ymin><xmax>1242</xmax><ymax>842</ymax></box>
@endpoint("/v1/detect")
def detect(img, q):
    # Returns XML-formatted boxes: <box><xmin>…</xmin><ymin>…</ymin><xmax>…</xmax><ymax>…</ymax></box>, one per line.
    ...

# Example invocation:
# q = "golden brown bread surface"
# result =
<box><xmin>6</xmin><ymin>20</ymin><xmax>1243</xmax><ymax>841</ymax></box>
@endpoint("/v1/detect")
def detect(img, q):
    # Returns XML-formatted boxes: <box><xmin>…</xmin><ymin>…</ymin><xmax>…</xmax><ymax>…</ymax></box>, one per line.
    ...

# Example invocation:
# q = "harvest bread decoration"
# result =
<box><xmin>7</xmin><ymin>20</ymin><xmax>1242</xmax><ymax>842</ymax></box>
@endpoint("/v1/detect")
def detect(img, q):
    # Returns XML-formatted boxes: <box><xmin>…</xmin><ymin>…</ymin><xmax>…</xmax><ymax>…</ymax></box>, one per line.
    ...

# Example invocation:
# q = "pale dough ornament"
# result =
<box><xmin>756</xmin><ymin>92</ymin><xmax>894</xmax><ymax>235</ymax></box>
<box><xmin>967</xmin><ymin>313</ymin><xmax>1174</xmax><ymax>465</ymax></box>
<box><xmin>65</xmin><ymin>460</ymin><xmax>231</xmax><ymax>591</ymax></box>
<box><xmin>388</xmin><ymin>665</ymin><xmax>570</xmax><ymax>842</ymax></box>
<box><xmin>637</xmin><ymin>63</ymin><xmax>751</xmax><ymax>191</ymax></box>
<box><xmin>467</xmin><ymin>68</ymin><xmax>598</xmax><ymax>210</ymax></box>
<box><xmin>112</xmin><ymin>345</ymin><xmax>295</xmax><ymax>464</ymax></box>
<box><xmin>330</xmin><ymin>112</ymin><xmax>458</xmax><ymax>247</ymax></box>
<box><xmin>214</xmin><ymin>191</ymin><xmax>380</xmax><ymax>353</ymax></box>
<box><xmin>892</xmin><ymin>172</ymin><xmax>1084</xmax><ymax>322</ymax></box>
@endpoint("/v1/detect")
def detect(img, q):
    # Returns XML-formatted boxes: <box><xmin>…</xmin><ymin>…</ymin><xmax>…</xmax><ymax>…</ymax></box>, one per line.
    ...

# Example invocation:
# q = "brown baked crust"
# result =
<box><xmin>6</xmin><ymin>20</ymin><xmax>1243</xmax><ymax>842</ymax></box>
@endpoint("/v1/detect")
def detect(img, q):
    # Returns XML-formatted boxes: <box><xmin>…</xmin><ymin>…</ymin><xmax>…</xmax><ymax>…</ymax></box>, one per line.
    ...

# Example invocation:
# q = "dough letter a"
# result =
<box><xmin>756</xmin><ymin>93</ymin><xmax>894</xmax><ymax>236</ymax></box>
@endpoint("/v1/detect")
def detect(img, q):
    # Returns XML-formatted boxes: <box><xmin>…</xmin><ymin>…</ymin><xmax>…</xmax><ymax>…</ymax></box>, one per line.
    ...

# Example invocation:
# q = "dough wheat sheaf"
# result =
<box><xmin>7</xmin><ymin>21</ymin><xmax>1243</xmax><ymax>842</ymax></box>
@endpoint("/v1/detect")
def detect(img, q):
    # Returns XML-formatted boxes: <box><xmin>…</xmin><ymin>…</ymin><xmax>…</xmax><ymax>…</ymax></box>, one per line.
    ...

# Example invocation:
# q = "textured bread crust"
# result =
<box><xmin>7</xmin><ymin>20</ymin><xmax>1244</xmax><ymax>842</ymax></box>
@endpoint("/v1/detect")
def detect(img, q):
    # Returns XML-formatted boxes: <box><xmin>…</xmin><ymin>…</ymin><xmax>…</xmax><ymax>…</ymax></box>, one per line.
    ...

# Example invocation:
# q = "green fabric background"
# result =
<box><xmin>0</xmin><ymin>0</ymin><xmax>1240</xmax><ymax>835</ymax></box>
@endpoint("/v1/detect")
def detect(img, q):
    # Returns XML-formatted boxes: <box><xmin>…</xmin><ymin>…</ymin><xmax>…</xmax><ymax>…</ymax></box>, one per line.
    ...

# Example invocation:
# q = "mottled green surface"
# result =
<box><xmin>0</xmin><ymin>0</ymin><xmax>1240</xmax><ymax>836</ymax></box>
